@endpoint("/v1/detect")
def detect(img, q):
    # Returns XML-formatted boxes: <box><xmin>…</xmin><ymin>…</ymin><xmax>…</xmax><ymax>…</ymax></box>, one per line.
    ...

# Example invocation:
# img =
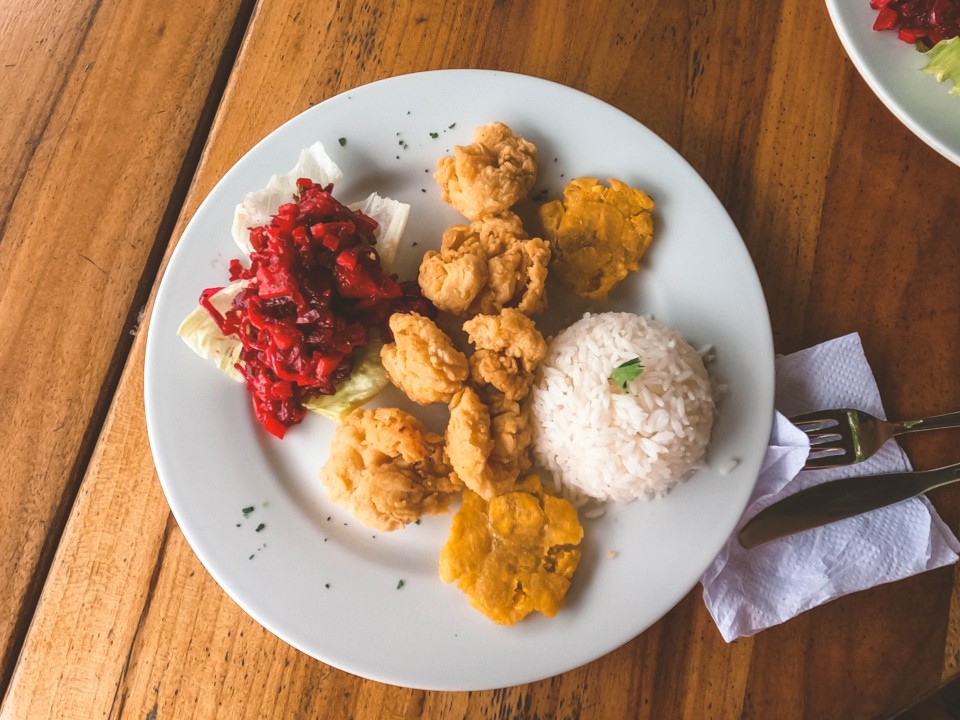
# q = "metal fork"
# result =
<box><xmin>792</xmin><ymin>408</ymin><xmax>960</xmax><ymax>470</ymax></box>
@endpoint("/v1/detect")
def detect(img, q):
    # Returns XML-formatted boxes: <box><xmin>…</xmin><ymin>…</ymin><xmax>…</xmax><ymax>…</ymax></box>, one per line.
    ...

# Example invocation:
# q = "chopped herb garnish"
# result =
<box><xmin>411</xmin><ymin>242</ymin><xmax>418</xmax><ymax>247</ymax></box>
<box><xmin>242</xmin><ymin>506</ymin><xmax>255</xmax><ymax>516</ymax></box>
<box><xmin>429</xmin><ymin>132</ymin><xmax>439</xmax><ymax>139</ymax></box>
<box><xmin>610</xmin><ymin>357</ymin><xmax>644</xmax><ymax>390</ymax></box>
<box><xmin>325</xmin><ymin>583</ymin><xmax>331</xmax><ymax>588</ymax></box>
<box><xmin>397</xmin><ymin>579</ymin><xmax>405</xmax><ymax>589</ymax></box>
<box><xmin>415</xmin><ymin>519</ymin><xmax>421</xmax><ymax>525</ymax></box>
<box><xmin>338</xmin><ymin>137</ymin><xmax>346</xmax><ymax>147</ymax></box>
<box><xmin>248</xmin><ymin>554</ymin><xmax>255</xmax><ymax>560</ymax></box>
<box><xmin>421</xmin><ymin>188</ymin><xmax>426</xmax><ymax>193</ymax></box>
<box><xmin>255</xmin><ymin>523</ymin><xmax>265</xmax><ymax>532</ymax></box>
<box><xmin>448</xmin><ymin>122</ymin><xmax>456</xmax><ymax>129</ymax></box>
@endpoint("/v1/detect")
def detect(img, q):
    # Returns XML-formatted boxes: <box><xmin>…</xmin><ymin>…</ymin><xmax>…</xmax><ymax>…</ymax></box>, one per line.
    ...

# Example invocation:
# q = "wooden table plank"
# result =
<box><xmin>4</xmin><ymin>0</ymin><xmax>960</xmax><ymax>717</ymax></box>
<box><xmin>0</xmin><ymin>2</ymin><xmax>99</xmax><ymax>239</ymax></box>
<box><xmin>0</xmin><ymin>0</ymin><xmax>252</xmax><ymax>697</ymax></box>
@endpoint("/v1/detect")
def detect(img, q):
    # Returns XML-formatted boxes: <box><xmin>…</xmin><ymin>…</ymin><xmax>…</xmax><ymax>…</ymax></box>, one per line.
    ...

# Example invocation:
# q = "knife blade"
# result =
<box><xmin>738</xmin><ymin>462</ymin><xmax>960</xmax><ymax>549</ymax></box>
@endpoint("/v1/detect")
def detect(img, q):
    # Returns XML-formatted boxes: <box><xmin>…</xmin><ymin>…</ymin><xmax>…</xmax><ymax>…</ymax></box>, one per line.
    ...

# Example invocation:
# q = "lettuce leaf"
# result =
<box><xmin>349</xmin><ymin>192</ymin><xmax>409</xmax><ymax>269</ymax></box>
<box><xmin>176</xmin><ymin>282</ymin><xmax>246</xmax><ymax>381</ymax></box>
<box><xmin>302</xmin><ymin>340</ymin><xmax>388</xmax><ymax>420</ymax></box>
<box><xmin>231</xmin><ymin>142</ymin><xmax>344</xmax><ymax>255</ymax></box>
<box><xmin>924</xmin><ymin>37</ymin><xmax>960</xmax><ymax>97</ymax></box>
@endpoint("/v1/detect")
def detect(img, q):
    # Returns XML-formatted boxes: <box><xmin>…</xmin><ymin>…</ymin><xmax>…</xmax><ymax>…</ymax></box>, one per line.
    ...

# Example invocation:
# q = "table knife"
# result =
<box><xmin>738</xmin><ymin>462</ymin><xmax>960</xmax><ymax>549</ymax></box>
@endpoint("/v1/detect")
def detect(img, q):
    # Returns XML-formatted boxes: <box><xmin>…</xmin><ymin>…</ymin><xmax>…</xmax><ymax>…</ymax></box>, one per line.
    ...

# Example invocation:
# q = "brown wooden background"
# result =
<box><xmin>1</xmin><ymin>1</ymin><xmax>959</xmax><ymax>718</ymax></box>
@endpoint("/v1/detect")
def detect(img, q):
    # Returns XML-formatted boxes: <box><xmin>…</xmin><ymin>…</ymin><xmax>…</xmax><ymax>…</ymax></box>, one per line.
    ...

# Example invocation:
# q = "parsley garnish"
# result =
<box><xmin>255</xmin><ymin>523</ymin><xmax>265</xmax><ymax>532</ymax></box>
<box><xmin>429</xmin><ymin>132</ymin><xmax>439</xmax><ymax>139</ymax></box>
<box><xmin>242</xmin><ymin>506</ymin><xmax>255</xmax><ymax>516</ymax></box>
<box><xmin>610</xmin><ymin>357</ymin><xmax>644</xmax><ymax>390</ymax></box>
<box><xmin>396</xmin><ymin>579</ymin><xmax>405</xmax><ymax>589</ymax></box>
<box><xmin>338</xmin><ymin>137</ymin><xmax>346</xmax><ymax>147</ymax></box>
<box><xmin>448</xmin><ymin>122</ymin><xmax>456</xmax><ymax>129</ymax></box>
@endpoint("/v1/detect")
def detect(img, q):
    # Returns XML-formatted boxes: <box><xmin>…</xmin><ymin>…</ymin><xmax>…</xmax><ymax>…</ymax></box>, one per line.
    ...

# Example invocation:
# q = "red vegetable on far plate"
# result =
<box><xmin>870</xmin><ymin>0</ymin><xmax>960</xmax><ymax>46</ymax></box>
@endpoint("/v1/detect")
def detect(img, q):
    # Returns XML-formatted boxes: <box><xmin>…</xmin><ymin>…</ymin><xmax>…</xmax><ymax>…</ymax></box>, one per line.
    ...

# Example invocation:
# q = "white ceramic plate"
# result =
<box><xmin>144</xmin><ymin>70</ymin><xmax>774</xmax><ymax>690</ymax></box>
<box><xmin>826</xmin><ymin>0</ymin><xmax>960</xmax><ymax>166</ymax></box>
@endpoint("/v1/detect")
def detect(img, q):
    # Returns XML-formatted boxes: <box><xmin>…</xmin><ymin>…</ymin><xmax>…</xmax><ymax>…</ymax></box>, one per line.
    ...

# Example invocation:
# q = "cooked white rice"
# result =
<box><xmin>531</xmin><ymin>312</ymin><xmax>715</xmax><ymax>503</ymax></box>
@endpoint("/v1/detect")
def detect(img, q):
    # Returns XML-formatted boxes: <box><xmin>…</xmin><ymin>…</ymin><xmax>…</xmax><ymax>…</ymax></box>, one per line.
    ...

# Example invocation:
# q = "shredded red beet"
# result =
<box><xmin>201</xmin><ymin>179</ymin><xmax>433</xmax><ymax>438</ymax></box>
<box><xmin>871</xmin><ymin>0</ymin><xmax>960</xmax><ymax>46</ymax></box>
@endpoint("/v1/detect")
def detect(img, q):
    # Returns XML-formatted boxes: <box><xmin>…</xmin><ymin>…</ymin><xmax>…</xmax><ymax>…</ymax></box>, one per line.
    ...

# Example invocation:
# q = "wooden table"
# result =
<box><xmin>2</xmin><ymin>1</ymin><xmax>958</xmax><ymax>717</ymax></box>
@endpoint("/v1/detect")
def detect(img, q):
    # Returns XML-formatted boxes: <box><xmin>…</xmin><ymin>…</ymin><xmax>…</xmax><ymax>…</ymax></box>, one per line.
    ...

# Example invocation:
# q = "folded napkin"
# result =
<box><xmin>701</xmin><ymin>333</ymin><xmax>960</xmax><ymax>642</ymax></box>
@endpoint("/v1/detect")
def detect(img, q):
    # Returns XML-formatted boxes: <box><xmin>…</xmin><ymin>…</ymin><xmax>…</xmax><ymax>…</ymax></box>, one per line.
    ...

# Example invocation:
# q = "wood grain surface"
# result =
<box><xmin>1</xmin><ymin>0</ymin><xmax>959</xmax><ymax>718</ymax></box>
<box><xmin>0</xmin><ymin>0</ymin><xmax>253</xmax><ymax>698</ymax></box>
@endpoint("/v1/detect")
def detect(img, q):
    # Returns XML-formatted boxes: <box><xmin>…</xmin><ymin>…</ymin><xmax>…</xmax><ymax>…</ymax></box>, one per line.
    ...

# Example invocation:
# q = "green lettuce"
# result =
<box><xmin>177</xmin><ymin>283</ymin><xmax>245</xmax><ymax>381</ymax></box>
<box><xmin>302</xmin><ymin>340</ymin><xmax>388</xmax><ymax>420</ymax></box>
<box><xmin>924</xmin><ymin>37</ymin><xmax>960</xmax><ymax>97</ymax></box>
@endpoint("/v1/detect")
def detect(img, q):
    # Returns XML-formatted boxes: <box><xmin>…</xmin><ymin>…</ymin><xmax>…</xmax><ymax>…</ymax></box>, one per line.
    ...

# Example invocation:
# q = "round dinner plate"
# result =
<box><xmin>826</xmin><ymin>0</ymin><xmax>960</xmax><ymax>166</ymax></box>
<box><xmin>144</xmin><ymin>70</ymin><xmax>774</xmax><ymax>690</ymax></box>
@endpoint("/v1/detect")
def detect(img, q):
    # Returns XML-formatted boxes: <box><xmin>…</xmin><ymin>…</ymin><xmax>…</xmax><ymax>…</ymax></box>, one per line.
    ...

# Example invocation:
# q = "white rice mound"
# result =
<box><xmin>531</xmin><ymin>312</ymin><xmax>715</xmax><ymax>503</ymax></box>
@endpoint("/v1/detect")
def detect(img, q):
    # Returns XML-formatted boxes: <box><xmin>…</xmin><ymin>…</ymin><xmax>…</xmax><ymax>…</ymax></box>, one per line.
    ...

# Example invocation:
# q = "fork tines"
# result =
<box><xmin>790</xmin><ymin>412</ymin><xmax>855</xmax><ymax>468</ymax></box>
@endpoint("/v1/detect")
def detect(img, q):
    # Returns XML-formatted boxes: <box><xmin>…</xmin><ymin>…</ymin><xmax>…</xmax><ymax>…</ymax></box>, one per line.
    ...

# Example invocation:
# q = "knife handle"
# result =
<box><xmin>738</xmin><ymin>463</ymin><xmax>960</xmax><ymax>549</ymax></box>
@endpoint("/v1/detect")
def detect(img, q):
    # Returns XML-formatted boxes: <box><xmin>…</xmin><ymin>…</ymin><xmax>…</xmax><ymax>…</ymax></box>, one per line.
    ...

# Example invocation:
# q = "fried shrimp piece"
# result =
<box><xmin>434</xmin><ymin>121</ymin><xmax>538</xmax><ymax>220</ymax></box>
<box><xmin>539</xmin><ymin>177</ymin><xmax>654</xmax><ymax>300</ymax></box>
<box><xmin>488</xmin><ymin>392</ymin><xmax>533</xmax><ymax>477</ymax></box>
<box><xmin>418</xmin><ymin>213</ymin><xmax>550</xmax><ymax>318</ymax></box>
<box><xmin>380</xmin><ymin>313</ymin><xmax>468</xmax><ymax>405</ymax></box>
<box><xmin>463</xmin><ymin>308</ymin><xmax>547</xmax><ymax>401</ymax></box>
<box><xmin>445</xmin><ymin>387</ymin><xmax>532</xmax><ymax>500</ymax></box>
<box><xmin>320</xmin><ymin>408</ymin><xmax>461</xmax><ymax>531</ymax></box>
<box><xmin>439</xmin><ymin>474</ymin><xmax>583</xmax><ymax>625</ymax></box>
<box><xmin>446</xmin><ymin>387</ymin><xmax>499</xmax><ymax>498</ymax></box>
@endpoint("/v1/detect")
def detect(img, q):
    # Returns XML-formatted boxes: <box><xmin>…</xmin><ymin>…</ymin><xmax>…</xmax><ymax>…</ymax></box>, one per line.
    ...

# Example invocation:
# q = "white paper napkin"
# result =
<box><xmin>701</xmin><ymin>333</ymin><xmax>960</xmax><ymax>642</ymax></box>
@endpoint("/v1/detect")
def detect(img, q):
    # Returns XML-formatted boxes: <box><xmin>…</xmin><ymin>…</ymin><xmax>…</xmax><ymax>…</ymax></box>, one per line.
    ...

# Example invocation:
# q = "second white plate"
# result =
<box><xmin>826</xmin><ymin>0</ymin><xmax>960</xmax><ymax>166</ymax></box>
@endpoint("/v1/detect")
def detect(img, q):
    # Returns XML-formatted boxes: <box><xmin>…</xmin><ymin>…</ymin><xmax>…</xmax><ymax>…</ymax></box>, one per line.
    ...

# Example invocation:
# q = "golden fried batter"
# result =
<box><xmin>439</xmin><ymin>474</ymin><xmax>583</xmax><ymax>625</ymax></box>
<box><xmin>320</xmin><ymin>408</ymin><xmax>461</xmax><ymax>531</ymax></box>
<box><xmin>418</xmin><ymin>212</ymin><xmax>550</xmax><ymax>318</ymax></box>
<box><xmin>445</xmin><ymin>387</ymin><xmax>532</xmax><ymax>500</ymax></box>
<box><xmin>488</xmin><ymin>392</ymin><xmax>533</xmax><ymax>477</ymax></box>
<box><xmin>463</xmin><ymin>308</ymin><xmax>547</xmax><ymax>401</ymax></box>
<box><xmin>540</xmin><ymin>177</ymin><xmax>654</xmax><ymax>300</ymax></box>
<box><xmin>434</xmin><ymin>121</ymin><xmax>538</xmax><ymax>220</ymax></box>
<box><xmin>380</xmin><ymin>312</ymin><xmax>468</xmax><ymax>405</ymax></box>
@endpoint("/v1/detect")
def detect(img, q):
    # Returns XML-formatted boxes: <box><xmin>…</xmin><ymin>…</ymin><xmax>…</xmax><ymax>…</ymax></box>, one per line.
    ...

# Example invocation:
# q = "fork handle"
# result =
<box><xmin>894</xmin><ymin>411</ymin><xmax>960</xmax><ymax>435</ymax></box>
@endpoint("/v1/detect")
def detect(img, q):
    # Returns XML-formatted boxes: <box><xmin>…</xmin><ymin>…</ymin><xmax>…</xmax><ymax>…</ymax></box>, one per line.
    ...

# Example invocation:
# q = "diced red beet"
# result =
<box><xmin>871</xmin><ymin>0</ymin><xmax>960</xmax><ymax>44</ymax></box>
<box><xmin>200</xmin><ymin>179</ymin><xmax>432</xmax><ymax>438</ymax></box>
